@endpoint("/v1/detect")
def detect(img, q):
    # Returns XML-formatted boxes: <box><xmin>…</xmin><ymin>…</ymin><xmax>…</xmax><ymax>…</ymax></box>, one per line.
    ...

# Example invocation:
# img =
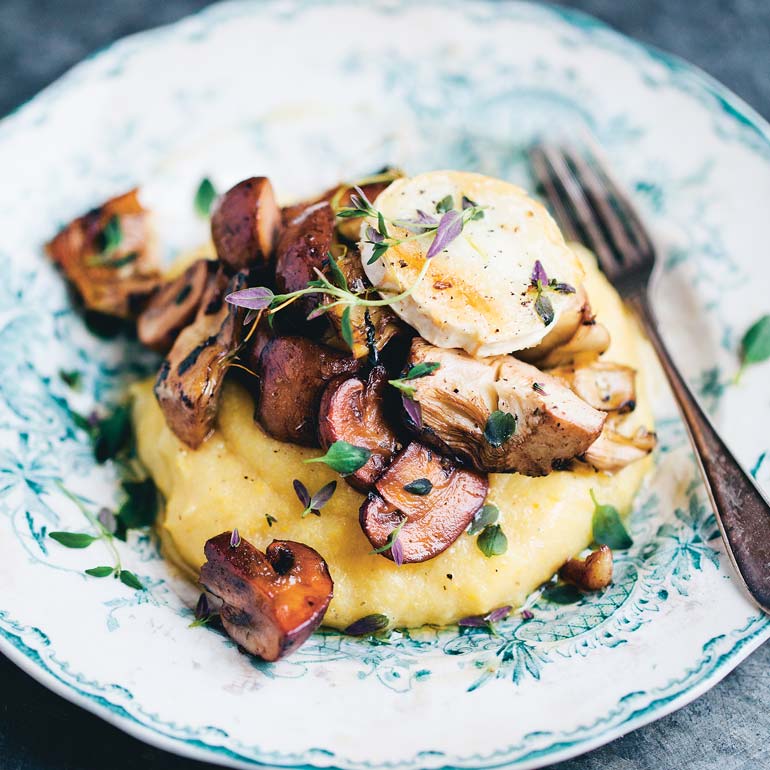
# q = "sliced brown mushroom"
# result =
<box><xmin>321</xmin><ymin>246</ymin><xmax>404</xmax><ymax>358</ymax></box>
<box><xmin>137</xmin><ymin>259</ymin><xmax>215</xmax><ymax>353</ymax></box>
<box><xmin>45</xmin><ymin>189</ymin><xmax>160</xmax><ymax>318</ymax></box>
<box><xmin>583</xmin><ymin>426</ymin><xmax>657</xmax><ymax>472</ymax></box>
<box><xmin>200</xmin><ymin>532</ymin><xmax>333</xmax><ymax>661</ymax></box>
<box><xmin>360</xmin><ymin>442</ymin><xmax>488</xmax><ymax>564</ymax></box>
<box><xmin>211</xmin><ymin>177</ymin><xmax>281</xmax><ymax>274</ymax></box>
<box><xmin>559</xmin><ymin>545</ymin><xmax>613</xmax><ymax>590</ymax></box>
<box><xmin>274</xmin><ymin>201</ymin><xmax>335</xmax><ymax>322</ymax></box>
<box><xmin>407</xmin><ymin>338</ymin><xmax>606</xmax><ymax>476</ymax></box>
<box><xmin>255</xmin><ymin>336</ymin><xmax>362</xmax><ymax>446</ymax></box>
<box><xmin>318</xmin><ymin>366</ymin><xmax>401</xmax><ymax>491</ymax></box>
<box><xmin>549</xmin><ymin>361</ymin><xmax>637</xmax><ymax>413</ymax></box>
<box><xmin>154</xmin><ymin>268</ymin><xmax>248</xmax><ymax>448</ymax></box>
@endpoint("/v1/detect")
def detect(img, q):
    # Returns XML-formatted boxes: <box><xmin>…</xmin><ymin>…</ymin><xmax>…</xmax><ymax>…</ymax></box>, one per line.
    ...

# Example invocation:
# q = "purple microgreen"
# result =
<box><xmin>532</xmin><ymin>382</ymin><xmax>547</xmax><ymax>396</ymax></box>
<box><xmin>550</xmin><ymin>281</ymin><xmax>576</xmax><ymax>294</ymax></box>
<box><xmin>521</xmin><ymin>609</ymin><xmax>534</xmax><ymax>620</ymax></box>
<box><xmin>97</xmin><ymin>507</ymin><xmax>117</xmax><ymax>534</ymax></box>
<box><xmin>189</xmin><ymin>592</ymin><xmax>219</xmax><ymax>628</ymax></box>
<box><xmin>365</xmin><ymin>225</ymin><xmax>384</xmax><ymax>244</ymax></box>
<box><xmin>534</xmin><ymin>292</ymin><xmax>555</xmax><ymax>326</ymax></box>
<box><xmin>425</xmin><ymin>209</ymin><xmax>463</xmax><ymax>259</ymax></box>
<box><xmin>306</xmin><ymin>304</ymin><xmax>330</xmax><ymax>321</ymax></box>
<box><xmin>530</xmin><ymin>259</ymin><xmax>548</xmax><ymax>288</ymax></box>
<box><xmin>370</xmin><ymin>517</ymin><xmax>407</xmax><ymax>566</ymax></box>
<box><xmin>461</xmin><ymin>195</ymin><xmax>478</xmax><ymax>210</ymax></box>
<box><xmin>298</xmin><ymin>480</ymin><xmax>337</xmax><ymax>518</ymax></box>
<box><xmin>226</xmin><ymin>286</ymin><xmax>275</xmax><ymax>310</ymax></box>
<box><xmin>243</xmin><ymin>309</ymin><xmax>258</xmax><ymax>326</ymax></box>
<box><xmin>458</xmin><ymin>605</ymin><xmax>511</xmax><ymax>633</ymax></box>
<box><xmin>305</xmin><ymin>441</ymin><xmax>371</xmax><ymax>475</ymax></box>
<box><xmin>483</xmin><ymin>411</ymin><xmax>517</xmax><ymax>447</ymax></box>
<box><xmin>229</xmin><ymin>528</ymin><xmax>241</xmax><ymax>548</ymax></box>
<box><xmin>403</xmin><ymin>478</ymin><xmax>432</xmax><ymax>495</ymax></box>
<box><xmin>401</xmin><ymin>393</ymin><xmax>423</xmax><ymax>428</ymax></box>
<box><xmin>436</xmin><ymin>194</ymin><xmax>454</xmax><ymax>213</ymax></box>
<box><xmin>344</xmin><ymin>613</ymin><xmax>390</xmax><ymax>636</ymax></box>
<box><xmin>396</xmin><ymin>209</ymin><xmax>439</xmax><ymax>233</ymax></box>
<box><xmin>293</xmin><ymin>479</ymin><xmax>311</xmax><ymax>508</ymax></box>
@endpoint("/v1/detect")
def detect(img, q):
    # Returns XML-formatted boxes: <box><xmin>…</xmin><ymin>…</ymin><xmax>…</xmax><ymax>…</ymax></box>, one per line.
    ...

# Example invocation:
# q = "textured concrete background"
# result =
<box><xmin>1</xmin><ymin>2</ymin><xmax>769</xmax><ymax>769</ymax></box>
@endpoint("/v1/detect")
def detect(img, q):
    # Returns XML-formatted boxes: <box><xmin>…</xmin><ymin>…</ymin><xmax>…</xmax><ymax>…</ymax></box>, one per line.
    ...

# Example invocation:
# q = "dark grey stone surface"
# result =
<box><xmin>1</xmin><ymin>2</ymin><xmax>768</xmax><ymax>769</ymax></box>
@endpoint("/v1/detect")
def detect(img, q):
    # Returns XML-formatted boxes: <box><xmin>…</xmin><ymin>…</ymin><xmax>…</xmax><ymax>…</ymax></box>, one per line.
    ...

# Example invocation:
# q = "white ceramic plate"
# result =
<box><xmin>1</xmin><ymin>1</ymin><xmax>769</xmax><ymax>768</ymax></box>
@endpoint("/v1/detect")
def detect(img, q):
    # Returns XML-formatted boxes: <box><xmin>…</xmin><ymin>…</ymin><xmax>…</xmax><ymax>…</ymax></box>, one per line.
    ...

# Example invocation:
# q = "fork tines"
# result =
<box><xmin>529</xmin><ymin>144</ymin><xmax>655</xmax><ymax>290</ymax></box>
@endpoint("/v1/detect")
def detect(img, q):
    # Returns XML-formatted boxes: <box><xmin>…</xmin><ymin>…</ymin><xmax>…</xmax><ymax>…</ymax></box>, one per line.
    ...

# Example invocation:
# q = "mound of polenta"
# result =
<box><xmin>132</xmin><ymin>248</ymin><xmax>654</xmax><ymax>629</ymax></box>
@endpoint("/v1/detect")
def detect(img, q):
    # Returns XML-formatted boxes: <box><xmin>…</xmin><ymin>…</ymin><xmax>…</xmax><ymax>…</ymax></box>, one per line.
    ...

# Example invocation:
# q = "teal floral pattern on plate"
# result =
<box><xmin>1</xmin><ymin>1</ymin><xmax>769</xmax><ymax>768</ymax></box>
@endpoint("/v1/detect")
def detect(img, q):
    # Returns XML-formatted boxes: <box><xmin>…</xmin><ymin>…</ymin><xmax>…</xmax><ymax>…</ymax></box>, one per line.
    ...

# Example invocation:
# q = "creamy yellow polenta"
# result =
<box><xmin>132</xmin><ymin>248</ymin><xmax>654</xmax><ymax>629</ymax></box>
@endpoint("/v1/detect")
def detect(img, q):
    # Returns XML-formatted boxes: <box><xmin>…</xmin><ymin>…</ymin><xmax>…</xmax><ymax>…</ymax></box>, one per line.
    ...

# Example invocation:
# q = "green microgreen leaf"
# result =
<box><xmin>377</xmin><ymin>210</ymin><xmax>389</xmax><ymax>239</ymax></box>
<box><xmin>369</xmin><ymin>518</ymin><xmax>407</xmax><ymax>565</ymax></box>
<box><xmin>468</xmin><ymin>504</ymin><xmax>499</xmax><ymax>536</ymax></box>
<box><xmin>194</xmin><ymin>177</ymin><xmax>217</xmax><ymax>217</ymax></box>
<box><xmin>590</xmin><ymin>489</ymin><xmax>633</xmax><ymax>549</ymax></box>
<box><xmin>305</xmin><ymin>441</ymin><xmax>371</xmax><ymax>475</ymax></box>
<box><xmin>476</xmin><ymin>524</ymin><xmax>508</xmax><ymax>557</ymax></box>
<box><xmin>326</xmin><ymin>251</ymin><xmax>348</xmax><ymax>292</ymax></box>
<box><xmin>49</xmin><ymin>531</ymin><xmax>97</xmax><ymax>549</ymax></box>
<box><xmin>388</xmin><ymin>362</ymin><xmax>440</xmax><ymax>398</ymax></box>
<box><xmin>116</xmin><ymin>478</ymin><xmax>158</xmax><ymax>530</ymax></box>
<box><xmin>119</xmin><ymin>570</ymin><xmax>145</xmax><ymax>591</ymax></box>
<box><xmin>436</xmin><ymin>194</ymin><xmax>454</xmax><ymax>213</ymax></box>
<box><xmin>483</xmin><ymin>411</ymin><xmax>517</xmax><ymax>447</ymax></box>
<box><xmin>368</xmin><ymin>241</ymin><xmax>389</xmax><ymax>264</ymax></box>
<box><xmin>100</xmin><ymin>215</ymin><xmax>123</xmax><ymax>255</ymax></box>
<box><xmin>340</xmin><ymin>306</ymin><xmax>355</xmax><ymax>350</ymax></box>
<box><xmin>59</xmin><ymin>369</ymin><xmax>83</xmax><ymax>391</ymax></box>
<box><xmin>541</xmin><ymin>583</ymin><xmax>583</xmax><ymax>604</ymax></box>
<box><xmin>93</xmin><ymin>404</ymin><xmax>132</xmax><ymax>464</ymax></box>
<box><xmin>403</xmin><ymin>478</ymin><xmax>433</xmax><ymax>495</ymax></box>
<box><xmin>266</xmin><ymin>514</ymin><xmax>277</xmax><ymax>527</ymax></box>
<box><xmin>85</xmin><ymin>566</ymin><xmax>115</xmax><ymax>578</ymax></box>
<box><xmin>737</xmin><ymin>314</ymin><xmax>770</xmax><ymax>381</ymax></box>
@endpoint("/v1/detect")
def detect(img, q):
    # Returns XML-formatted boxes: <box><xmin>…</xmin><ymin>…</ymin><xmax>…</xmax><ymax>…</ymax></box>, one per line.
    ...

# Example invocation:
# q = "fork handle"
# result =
<box><xmin>628</xmin><ymin>292</ymin><xmax>770</xmax><ymax>613</ymax></box>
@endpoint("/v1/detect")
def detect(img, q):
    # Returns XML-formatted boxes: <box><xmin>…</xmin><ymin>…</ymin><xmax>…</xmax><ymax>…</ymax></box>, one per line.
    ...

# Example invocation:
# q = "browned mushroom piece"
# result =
<box><xmin>318</xmin><ymin>366</ymin><xmax>401</xmax><ymax>491</ymax></box>
<box><xmin>211</xmin><ymin>177</ymin><xmax>281</xmax><ymax>274</ymax></box>
<box><xmin>199</xmin><ymin>532</ymin><xmax>333</xmax><ymax>661</ymax></box>
<box><xmin>321</xmin><ymin>246</ymin><xmax>404</xmax><ymax>359</ymax></box>
<box><xmin>137</xmin><ymin>259</ymin><xmax>216</xmax><ymax>353</ymax></box>
<box><xmin>274</xmin><ymin>201</ymin><xmax>335</xmax><ymax>322</ymax></box>
<box><xmin>360</xmin><ymin>442</ymin><xmax>489</xmax><ymax>564</ymax></box>
<box><xmin>559</xmin><ymin>545</ymin><xmax>613</xmax><ymax>590</ymax></box>
<box><xmin>154</xmin><ymin>268</ymin><xmax>248</xmax><ymax>448</ymax></box>
<box><xmin>45</xmin><ymin>189</ymin><xmax>161</xmax><ymax>319</ymax></box>
<box><xmin>255</xmin><ymin>336</ymin><xmax>362</xmax><ymax>446</ymax></box>
<box><xmin>535</xmin><ymin>322</ymin><xmax>611</xmax><ymax>368</ymax></box>
<box><xmin>406</xmin><ymin>338</ymin><xmax>606</xmax><ymax>476</ymax></box>
<box><xmin>280</xmin><ymin>169</ymin><xmax>402</xmax><ymax>238</ymax></box>
<box><xmin>583</xmin><ymin>426</ymin><xmax>657</xmax><ymax>472</ymax></box>
<box><xmin>549</xmin><ymin>361</ymin><xmax>637</xmax><ymax>413</ymax></box>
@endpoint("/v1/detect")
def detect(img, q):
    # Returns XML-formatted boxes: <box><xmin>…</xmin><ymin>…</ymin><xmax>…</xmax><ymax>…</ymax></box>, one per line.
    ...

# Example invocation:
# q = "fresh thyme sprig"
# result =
<box><xmin>226</xmin><ymin>192</ymin><xmax>486</xmax><ymax>340</ymax></box>
<box><xmin>48</xmin><ymin>481</ymin><xmax>145</xmax><ymax>590</ymax></box>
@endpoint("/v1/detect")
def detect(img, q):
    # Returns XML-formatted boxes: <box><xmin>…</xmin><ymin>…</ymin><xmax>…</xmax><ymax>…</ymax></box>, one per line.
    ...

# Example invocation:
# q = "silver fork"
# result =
<box><xmin>530</xmin><ymin>143</ymin><xmax>770</xmax><ymax>614</ymax></box>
